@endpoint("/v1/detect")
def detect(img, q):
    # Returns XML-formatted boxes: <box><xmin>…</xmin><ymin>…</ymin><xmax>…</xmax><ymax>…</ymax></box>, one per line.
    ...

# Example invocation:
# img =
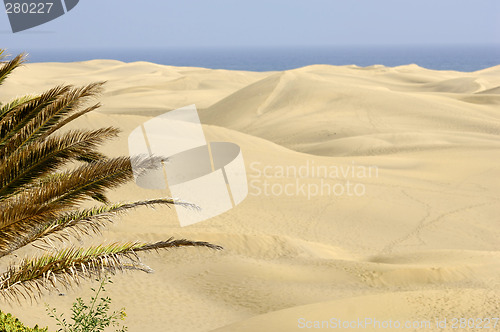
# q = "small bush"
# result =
<box><xmin>0</xmin><ymin>310</ymin><xmax>48</xmax><ymax>332</ymax></box>
<box><xmin>46</xmin><ymin>278</ymin><xmax>127</xmax><ymax>332</ymax></box>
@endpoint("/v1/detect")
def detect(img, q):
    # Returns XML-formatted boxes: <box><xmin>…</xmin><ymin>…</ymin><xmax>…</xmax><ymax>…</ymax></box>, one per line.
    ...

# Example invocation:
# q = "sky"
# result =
<box><xmin>1</xmin><ymin>0</ymin><xmax>499</xmax><ymax>51</ymax></box>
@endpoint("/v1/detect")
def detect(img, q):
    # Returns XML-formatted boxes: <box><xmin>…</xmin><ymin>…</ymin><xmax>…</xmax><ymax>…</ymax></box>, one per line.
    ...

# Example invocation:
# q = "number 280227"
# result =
<box><xmin>5</xmin><ymin>2</ymin><xmax>54</xmax><ymax>14</ymax></box>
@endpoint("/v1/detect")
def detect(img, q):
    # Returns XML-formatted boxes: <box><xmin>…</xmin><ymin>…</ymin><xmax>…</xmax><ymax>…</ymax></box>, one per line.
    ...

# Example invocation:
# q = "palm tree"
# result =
<box><xmin>0</xmin><ymin>49</ymin><xmax>221</xmax><ymax>302</ymax></box>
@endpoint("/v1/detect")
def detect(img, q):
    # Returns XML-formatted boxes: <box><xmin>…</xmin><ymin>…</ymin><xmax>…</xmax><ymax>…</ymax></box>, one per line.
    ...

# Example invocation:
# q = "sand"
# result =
<box><xmin>0</xmin><ymin>60</ymin><xmax>499</xmax><ymax>331</ymax></box>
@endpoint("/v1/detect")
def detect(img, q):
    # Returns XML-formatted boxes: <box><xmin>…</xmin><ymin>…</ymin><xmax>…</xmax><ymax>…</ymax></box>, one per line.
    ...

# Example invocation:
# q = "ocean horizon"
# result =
<box><xmin>8</xmin><ymin>44</ymin><xmax>500</xmax><ymax>72</ymax></box>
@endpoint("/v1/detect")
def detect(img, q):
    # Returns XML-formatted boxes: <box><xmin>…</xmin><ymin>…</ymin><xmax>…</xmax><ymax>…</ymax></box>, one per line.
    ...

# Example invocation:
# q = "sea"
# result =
<box><xmin>10</xmin><ymin>44</ymin><xmax>500</xmax><ymax>72</ymax></box>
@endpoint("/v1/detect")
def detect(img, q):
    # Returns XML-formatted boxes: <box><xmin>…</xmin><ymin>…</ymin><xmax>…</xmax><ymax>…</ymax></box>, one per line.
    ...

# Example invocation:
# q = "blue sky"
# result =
<box><xmin>1</xmin><ymin>0</ymin><xmax>500</xmax><ymax>50</ymax></box>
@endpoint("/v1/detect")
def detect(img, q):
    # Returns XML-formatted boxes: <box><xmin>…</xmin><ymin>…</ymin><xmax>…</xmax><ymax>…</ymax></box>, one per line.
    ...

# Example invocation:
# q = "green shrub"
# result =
<box><xmin>0</xmin><ymin>310</ymin><xmax>48</xmax><ymax>332</ymax></box>
<box><xmin>46</xmin><ymin>278</ymin><xmax>127</xmax><ymax>332</ymax></box>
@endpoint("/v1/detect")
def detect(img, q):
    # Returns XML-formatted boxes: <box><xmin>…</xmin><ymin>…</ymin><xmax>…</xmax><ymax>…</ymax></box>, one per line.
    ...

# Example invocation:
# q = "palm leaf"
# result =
<box><xmin>0</xmin><ymin>85</ymin><xmax>70</xmax><ymax>146</ymax></box>
<box><xmin>0</xmin><ymin>53</ymin><xmax>25</xmax><ymax>86</ymax></box>
<box><xmin>0</xmin><ymin>128</ymin><xmax>120</xmax><ymax>199</ymax></box>
<box><xmin>35</xmin><ymin>198</ymin><xmax>186</xmax><ymax>242</ymax></box>
<box><xmin>0</xmin><ymin>83</ymin><xmax>103</xmax><ymax>158</ymax></box>
<box><xmin>40</xmin><ymin>102</ymin><xmax>102</xmax><ymax>139</ymax></box>
<box><xmin>0</xmin><ymin>95</ymin><xmax>38</xmax><ymax>120</ymax></box>
<box><xmin>1</xmin><ymin>86</ymin><xmax>103</xmax><ymax>156</ymax></box>
<box><xmin>27</xmin><ymin>156</ymin><xmax>158</xmax><ymax>207</ymax></box>
<box><xmin>0</xmin><ymin>198</ymin><xmax>192</xmax><ymax>259</ymax></box>
<box><xmin>0</xmin><ymin>240</ymin><xmax>222</xmax><ymax>302</ymax></box>
<box><xmin>0</xmin><ymin>156</ymin><xmax>162</xmax><ymax>256</ymax></box>
<box><xmin>30</xmin><ymin>83</ymin><xmax>104</xmax><ymax>141</ymax></box>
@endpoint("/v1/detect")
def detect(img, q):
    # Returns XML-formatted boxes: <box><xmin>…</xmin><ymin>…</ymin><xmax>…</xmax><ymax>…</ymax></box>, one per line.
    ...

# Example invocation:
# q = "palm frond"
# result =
<box><xmin>31</xmin><ymin>83</ymin><xmax>104</xmax><ymax>141</ymax></box>
<box><xmin>0</xmin><ymin>207</ymin><xmax>57</xmax><ymax>257</ymax></box>
<box><xmin>0</xmin><ymin>53</ymin><xmax>25</xmax><ymax>86</ymax></box>
<box><xmin>26</xmin><ymin>156</ymin><xmax>158</xmax><ymax>207</ymax></box>
<box><xmin>40</xmin><ymin>102</ymin><xmax>101</xmax><ymax>139</ymax></box>
<box><xmin>36</xmin><ymin>198</ymin><xmax>197</xmax><ymax>243</ymax></box>
<box><xmin>40</xmin><ymin>198</ymin><xmax>178</xmax><ymax>237</ymax></box>
<box><xmin>0</xmin><ymin>240</ymin><xmax>222</xmax><ymax>302</ymax></box>
<box><xmin>75</xmin><ymin>150</ymin><xmax>108</xmax><ymax>163</ymax></box>
<box><xmin>0</xmin><ymin>156</ymin><xmax>162</xmax><ymax>254</ymax></box>
<box><xmin>0</xmin><ymin>128</ymin><xmax>120</xmax><ymax>199</ymax></box>
<box><xmin>0</xmin><ymin>95</ymin><xmax>37</xmax><ymax>120</ymax></box>
<box><xmin>0</xmin><ymin>197</ymin><xmax>194</xmax><ymax>258</ymax></box>
<box><xmin>0</xmin><ymin>85</ymin><xmax>70</xmax><ymax>145</ymax></box>
<box><xmin>0</xmin><ymin>84</ymin><xmax>104</xmax><ymax>158</ymax></box>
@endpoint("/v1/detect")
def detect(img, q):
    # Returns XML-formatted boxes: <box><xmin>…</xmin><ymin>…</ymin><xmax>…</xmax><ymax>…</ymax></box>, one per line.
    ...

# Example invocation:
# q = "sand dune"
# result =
<box><xmin>213</xmin><ymin>289</ymin><xmax>499</xmax><ymax>332</ymax></box>
<box><xmin>201</xmin><ymin>65</ymin><xmax>500</xmax><ymax>156</ymax></box>
<box><xmin>0</xmin><ymin>61</ymin><xmax>498</xmax><ymax>331</ymax></box>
